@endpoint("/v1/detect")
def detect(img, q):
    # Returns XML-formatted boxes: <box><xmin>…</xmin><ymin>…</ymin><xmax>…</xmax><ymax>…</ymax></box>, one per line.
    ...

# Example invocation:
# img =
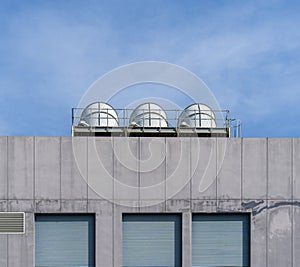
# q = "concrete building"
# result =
<box><xmin>0</xmin><ymin>135</ymin><xmax>299</xmax><ymax>267</ymax></box>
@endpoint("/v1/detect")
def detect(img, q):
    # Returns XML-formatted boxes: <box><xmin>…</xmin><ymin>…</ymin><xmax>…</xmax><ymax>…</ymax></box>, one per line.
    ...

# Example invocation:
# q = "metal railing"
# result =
<box><xmin>72</xmin><ymin>107</ymin><xmax>242</xmax><ymax>137</ymax></box>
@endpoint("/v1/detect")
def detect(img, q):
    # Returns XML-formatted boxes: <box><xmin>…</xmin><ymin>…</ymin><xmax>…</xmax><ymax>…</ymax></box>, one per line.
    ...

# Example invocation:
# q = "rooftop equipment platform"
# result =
<box><xmin>72</xmin><ymin>102</ymin><xmax>241</xmax><ymax>137</ymax></box>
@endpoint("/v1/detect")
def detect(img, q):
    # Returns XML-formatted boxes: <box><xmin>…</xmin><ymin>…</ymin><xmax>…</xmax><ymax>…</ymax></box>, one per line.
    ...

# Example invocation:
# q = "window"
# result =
<box><xmin>192</xmin><ymin>214</ymin><xmax>250</xmax><ymax>267</ymax></box>
<box><xmin>35</xmin><ymin>214</ymin><xmax>95</xmax><ymax>267</ymax></box>
<box><xmin>122</xmin><ymin>214</ymin><xmax>181</xmax><ymax>267</ymax></box>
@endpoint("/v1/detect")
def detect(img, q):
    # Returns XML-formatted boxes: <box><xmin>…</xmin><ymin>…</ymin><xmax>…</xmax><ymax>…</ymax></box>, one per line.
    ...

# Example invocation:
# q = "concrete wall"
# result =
<box><xmin>0</xmin><ymin>136</ymin><xmax>298</xmax><ymax>267</ymax></box>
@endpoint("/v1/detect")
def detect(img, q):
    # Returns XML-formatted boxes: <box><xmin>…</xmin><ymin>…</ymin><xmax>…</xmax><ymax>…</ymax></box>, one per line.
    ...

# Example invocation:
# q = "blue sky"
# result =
<box><xmin>0</xmin><ymin>0</ymin><xmax>300</xmax><ymax>137</ymax></box>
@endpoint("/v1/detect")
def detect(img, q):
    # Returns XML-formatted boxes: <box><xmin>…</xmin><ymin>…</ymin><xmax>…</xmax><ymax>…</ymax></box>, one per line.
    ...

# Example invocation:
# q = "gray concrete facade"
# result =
<box><xmin>0</xmin><ymin>136</ymin><xmax>299</xmax><ymax>267</ymax></box>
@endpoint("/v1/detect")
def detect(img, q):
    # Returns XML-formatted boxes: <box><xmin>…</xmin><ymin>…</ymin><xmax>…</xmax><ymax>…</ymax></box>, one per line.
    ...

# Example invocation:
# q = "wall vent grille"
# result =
<box><xmin>0</xmin><ymin>212</ymin><xmax>25</xmax><ymax>234</ymax></box>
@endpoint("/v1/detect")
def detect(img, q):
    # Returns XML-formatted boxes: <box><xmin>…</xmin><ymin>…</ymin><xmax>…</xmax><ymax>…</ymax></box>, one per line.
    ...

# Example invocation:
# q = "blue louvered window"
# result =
<box><xmin>122</xmin><ymin>214</ymin><xmax>182</xmax><ymax>267</ymax></box>
<box><xmin>192</xmin><ymin>214</ymin><xmax>250</xmax><ymax>267</ymax></box>
<box><xmin>35</xmin><ymin>214</ymin><xmax>95</xmax><ymax>267</ymax></box>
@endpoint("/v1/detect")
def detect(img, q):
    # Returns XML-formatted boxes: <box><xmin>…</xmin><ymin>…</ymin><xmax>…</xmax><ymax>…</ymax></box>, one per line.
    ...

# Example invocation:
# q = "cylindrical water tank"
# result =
<box><xmin>129</xmin><ymin>103</ymin><xmax>168</xmax><ymax>127</ymax></box>
<box><xmin>178</xmin><ymin>103</ymin><xmax>216</xmax><ymax>128</ymax></box>
<box><xmin>78</xmin><ymin>102</ymin><xmax>119</xmax><ymax>127</ymax></box>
